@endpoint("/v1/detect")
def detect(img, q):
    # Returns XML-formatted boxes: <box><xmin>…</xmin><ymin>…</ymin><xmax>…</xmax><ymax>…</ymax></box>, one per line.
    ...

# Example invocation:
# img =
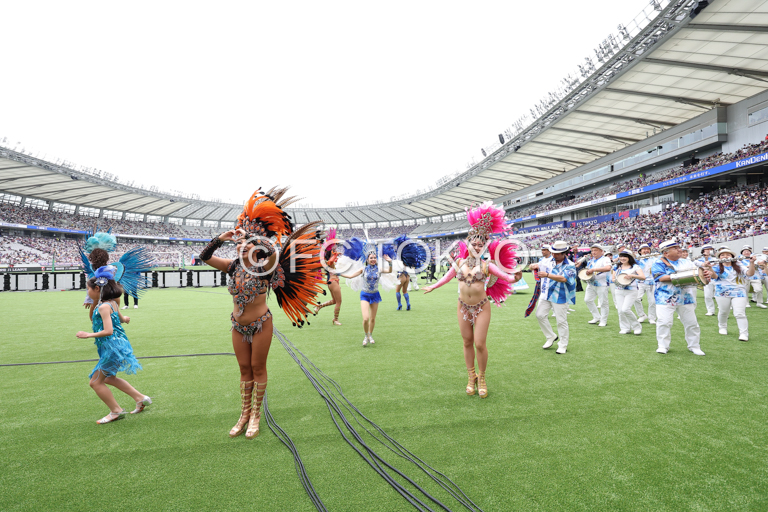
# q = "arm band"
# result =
<box><xmin>200</xmin><ymin>236</ymin><xmax>224</xmax><ymax>261</ymax></box>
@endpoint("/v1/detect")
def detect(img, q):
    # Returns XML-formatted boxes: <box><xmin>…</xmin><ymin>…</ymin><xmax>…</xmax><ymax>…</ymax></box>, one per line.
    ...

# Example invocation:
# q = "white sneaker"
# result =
<box><xmin>134</xmin><ymin>305</ymin><xmax>138</xmax><ymax>309</ymax></box>
<box><xmin>598</xmin><ymin>323</ymin><xmax>607</xmax><ymax>327</ymax></box>
<box><xmin>588</xmin><ymin>319</ymin><xmax>599</xmax><ymax>324</ymax></box>
<box><xmin>619</xmin><ymin>330</ymin><xmax>629</xmax><ymax>335</ymax></box>
<box><xmin>705</xmin><ymin>312</ymin><xmax>715</xmax><ymax>316</ymax></box>
<box><xmin>555</xmin><ymin>347</ymin><xmax>567</xmax><ymax>354</ymax></box>
<box><xmin>656</xmin><ymin>347</ymin><xmax>668</xmax><ymax>354</ymax></box>
<box><xmin>739</xmin><ymin>335</ymin><xmax>749</xmax><ymax>342</ymax></box>
<box><xmin>719</xmin><ymin>329</ymin><xmax>727</xmax><ymax>335</ymax></box>
<box><xmin>362</xmin><ymin>336</ymin><xmax>368</xmax><ymax>347</ymax></box>
<box><xmin>758</xmin><ymin>304</ymin><xmax>768</xmax><ymax>309</ymax></box>
<box><xmin>637</xmin><ymin>316</ymin><xmax>648</xmax><ymax>323</ymax></box>
<box><xmin>543</xmin><ymin>336</ymin><xmax>557</xmax><ymax>349</ymax></box>
<box><xmin>568</xmin><ymin>308</ymin><xmax>576</xmax><ymax>312</ymax></box>
<box><xmin>634</xmin><ymin>328</ymin><xmax>642</xmax><ymax>335</ymax></box>
<box><xmin>551</xmin><ymin>312</ymin><xmax>556</xmax><ymax>317</ymax></box>
<box><xmin>368</xmin><ymin>336</ymin><xmax>375</xmax><ymax>345</ymax></box>
<box><xmin>689</xmin><ymin>347</ymin><xmax>705</xmax><ymax>356</ymax></box>
<box><xmin>746</xmin><ymin>304</ymin><xmax>751</xmax><ymax>308</ymax></box>
<box><xmin>649</xmin><ymin>320</ymin><xmax>656</xmax><ymax>325</ymax></box>
<box><xmin>121</xmin><ymin>305</ymin><xmax>128</xmax><ymax>310</ymax></box>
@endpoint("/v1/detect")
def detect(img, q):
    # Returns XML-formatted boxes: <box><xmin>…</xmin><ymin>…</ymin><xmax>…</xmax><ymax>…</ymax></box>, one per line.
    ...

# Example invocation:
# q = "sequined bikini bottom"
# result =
<box><xmin>459</xmin><ymin>298</ymin><xmax>488</xmax><ymax>326</ymax></box>
<box><xmin>231</xmin><ymin>311</ymin><xmax>273</xmax><ymax>343</ymax></box>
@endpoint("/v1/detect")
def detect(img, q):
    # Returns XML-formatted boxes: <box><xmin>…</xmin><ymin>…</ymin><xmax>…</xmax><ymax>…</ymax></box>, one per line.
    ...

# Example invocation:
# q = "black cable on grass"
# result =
<box><xmin>273</xmin><ymin>328</ymin><xmax>483</xmax><ymax>512</ymax></box>
<box><xmin>262</xmin><ymin>391</ymin><xmax>328</xmax><ymax>512</ymax></box>
<box><xmin>0</xmin><ymin>353</ymin><xmax>235</xmax><ymax>367</ymax></box>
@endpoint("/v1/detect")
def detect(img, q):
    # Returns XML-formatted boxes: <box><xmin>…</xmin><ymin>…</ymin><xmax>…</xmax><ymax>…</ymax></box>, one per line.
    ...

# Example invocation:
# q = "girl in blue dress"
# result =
<box><xmin>338</xmin><ymin>250</ymin><xmax>394</xmax><ymax>346</ymax></box>
<box><xmin>76</xmin><ymin>267</ymin><xmax>151</xmax><ymax>424</ymax></box>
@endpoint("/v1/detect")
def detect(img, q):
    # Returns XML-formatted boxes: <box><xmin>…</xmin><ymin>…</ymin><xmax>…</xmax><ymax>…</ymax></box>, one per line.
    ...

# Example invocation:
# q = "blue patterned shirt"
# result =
<box><xmin>639</xmin><ymin>256</ymin><xmax>657</xmax><ymax>285</ymax></box>
<box><xmin>587</xmin><ymin>256</ymin><xmax>611</xmax><ymax>287</ymax></box>
<box><xmin>362</xmin><ymin>265</ymin><xmax>380</xmax><ymax>293</ymax></box>
<box><xmin>711</xmin><ymin>265</ymin><xmax>748</xmax><ymax>298</ymax></box>
<box><xmin>545</xmin><ymin>259</ymin><xmax>576</xmax><ymax>305</ymax></box>
<box><xmin>652</xmin><ymin>257</ymin><xmax>697</xmax><ymax>306</ymax></box>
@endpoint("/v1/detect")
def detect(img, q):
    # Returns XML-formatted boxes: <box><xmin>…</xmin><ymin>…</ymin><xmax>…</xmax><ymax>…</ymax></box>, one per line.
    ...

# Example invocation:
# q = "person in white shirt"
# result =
<box><xmin>751</xmin><ymin>257</ymin><xmax>768</xmax><ymax>308</ymax></box>
<box><xmin>694</xmin><ymin>244</ymin><xmax>717</xmax><ymax>316</ymax></box>
<box><xmin>636</xmin><ymin>244</ymin><xmax>657</xmax><ymax>324</ymax></box>
<box><xmin>703</xmin><ymin>247</ymin><xmax>757</xmax><ymax>341</ymax></box>
<box><xmin>652</xmin><ymin>240</ymin><xmax>704</xmax><ymax>356</ymax></box>
<box><xmin>583</xmin><ymin>244</ymin><xmax>612</xmax><ymax>327</ymax></box>
<box><xmin>741</xmin><ymin>245</ymin><xmax>753</xmax><ymax>307</ymax></box>
<box><xmin>612</xmin><ymin>250</ymin><xmax>645</xmax><ymax>335</ymax></box>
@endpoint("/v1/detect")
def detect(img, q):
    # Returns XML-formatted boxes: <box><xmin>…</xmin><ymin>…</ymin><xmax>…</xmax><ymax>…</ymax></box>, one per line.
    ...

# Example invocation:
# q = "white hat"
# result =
<box><xmin>701</xmin><ymin>244</ymin><xmax>714</xmax><ymax>250</ymax></box>
<box><xmin>590</xmin><ymin>243</ymin><xmax>603</xmax><ymax>250</ymax></box>
<box><xmin>639</xmin><ymin>243</ymin><xmax>650</xmax><ymax>250</ymax></box>
<box><xmin>549</xmin><ymin>241</ymin><xmax>570</xmax><ymax>253</ymax></box>
<box><xmin>762</xmin><ymin>247</ymin><xmax>768</xmax><ymax>252</ymax></box>
<box><xmin>718</xmin><ymin>247</ymin><xmax>736</xmax><ymax>259</ymax></box>
<box><xmin>659</xmin><ymin>240</ymin><xmax>679</xmax><ymax>252</ymax></box>
<box><xmin>741</xmin><ymin>245</ymin><xmax>753</xmax><ymax>254</ymax></box>
<box><xmin>542</xmin><ymin>244</ymin><xmax>551</xmax><ymax>251</ymax></box>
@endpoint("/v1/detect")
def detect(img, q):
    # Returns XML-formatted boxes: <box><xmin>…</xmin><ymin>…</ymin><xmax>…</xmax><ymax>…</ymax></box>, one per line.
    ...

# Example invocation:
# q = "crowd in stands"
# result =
<box><xmin>0</xmin><ymin>204</ymin><xmax>217</xmax><ymax>239</ymax></box>
<box><xmin>505</xmin><ymin>139</ymin><xmax>768</xmax><ymax>221</ymax></box>
<box><xmin>516</xmin><ymin>182</ymin><xmax>768</xmax><ymax>251</ymax></box>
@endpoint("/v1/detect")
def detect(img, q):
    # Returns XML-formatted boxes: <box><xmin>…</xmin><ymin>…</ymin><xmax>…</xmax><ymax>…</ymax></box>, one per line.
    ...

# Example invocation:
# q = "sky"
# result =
<box><xmin>0</xmin><ymin>0</ymin><xmax>655</xmax><ymax>209</ymax></box>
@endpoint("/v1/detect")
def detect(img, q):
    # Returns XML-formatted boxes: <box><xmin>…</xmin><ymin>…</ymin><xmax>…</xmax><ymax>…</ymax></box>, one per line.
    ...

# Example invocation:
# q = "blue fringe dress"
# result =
<box><xmin>89</xmin><ymin>301</ymin><xmax>143</xmax><ymax>378</ymax></box>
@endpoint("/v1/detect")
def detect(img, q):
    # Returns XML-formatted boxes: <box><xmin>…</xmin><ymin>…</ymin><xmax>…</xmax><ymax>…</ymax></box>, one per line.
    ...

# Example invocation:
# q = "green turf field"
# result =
<box><xmin>1</xmin><ymin>282</ymin><xmax>767</xmax><ymax>511</ymax></box>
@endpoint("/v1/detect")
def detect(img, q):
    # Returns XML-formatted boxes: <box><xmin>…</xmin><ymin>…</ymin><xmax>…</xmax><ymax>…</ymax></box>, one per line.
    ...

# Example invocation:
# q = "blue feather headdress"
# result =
<box><xmin>343</xmin><ymin>237</ymin><xmax>378</xmax><ymax>262</ymax></box>
<box><xmin>113</xmin><ymin>247</ymin><xmax>154</xmax><ymax>298</ymax></box>
<box><xmin>394</xmin><ymin>234</ymin><xmax>427</xmax><ymax>269</ymax></box>
<box><xmin>93</xmin><ymin>265</ymin><xmax>116</xmax><ymax>287</ymax></box>
<box><xmin>85</xmin><ymin>232</ymin><xmax>117</xmax><ymax>253</ymax></box>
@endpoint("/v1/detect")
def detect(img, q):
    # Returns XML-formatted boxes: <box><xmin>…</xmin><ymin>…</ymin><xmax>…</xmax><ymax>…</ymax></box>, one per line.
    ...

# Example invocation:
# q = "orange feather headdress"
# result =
<box><xmin>236</xmin><ymin>187</ymin><xmax>297</xmax><ymax>242</ymax></box>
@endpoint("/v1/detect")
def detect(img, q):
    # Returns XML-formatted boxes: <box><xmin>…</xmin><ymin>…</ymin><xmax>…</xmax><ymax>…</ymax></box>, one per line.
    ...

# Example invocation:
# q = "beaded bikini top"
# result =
<box><xmin>227</xmin><ymin>259</ymin><xmax>285</xmax><ymax>317</ymax></box>
<box><xmin>456</xmin><ymin>260</ymin><xmax>486</xmax><ymax>287</ymax></box>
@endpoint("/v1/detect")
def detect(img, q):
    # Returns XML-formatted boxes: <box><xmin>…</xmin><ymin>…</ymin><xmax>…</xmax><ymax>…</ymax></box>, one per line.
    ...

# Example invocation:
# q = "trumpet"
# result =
<box><xmin>704</xmin><ymin>256</ymin><xmax>751</xmax><ymax>265</ymax></box>
<box><xmin>636</xmin><ymin>252</ymin><xmax>660</xmax><ymax>260</ymax></box>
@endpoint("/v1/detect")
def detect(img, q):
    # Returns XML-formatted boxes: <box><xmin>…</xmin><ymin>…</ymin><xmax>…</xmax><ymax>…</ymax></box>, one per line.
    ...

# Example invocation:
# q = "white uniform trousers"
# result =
<box><xmin>536</xmin><ymin>299</ymin><xmax>570</xmax><ymax>350</ymax></box>
<box><xmin>655</xmin><ymin>304</ymin><xmax>701</xmax><ymax>351</ymax></box>
<box><xmin>702</xmin><ymin>282</ymin><xmax>715</xmax><ymax>315</ymax></box>
<box><xmin>637</xmin><ymin>282</ymin><xmax>657</xmax><ymax>322</ymax></box>
<box><xmin>715</xmin><ymin>296</ymin><xmax>748</xmax><ymax>338</ymax></box>
<box><xmin>585</xmin><ymin>284</ymin><xmax>610</xmax><ymax>323</ymax></box>
<box><xmin>615</xmin><ymin>288</ymin><xmax>641</xmax><ymax>332</ymax></box>
<box><xmin>610</xmin><ymin>283</ymin><xmax>618</xmax><ymax>309</ymax></box>
<box><xmin>752</xmin><ymin>281</ymin><xmax>764</xmax><ymax>305</ymax></box>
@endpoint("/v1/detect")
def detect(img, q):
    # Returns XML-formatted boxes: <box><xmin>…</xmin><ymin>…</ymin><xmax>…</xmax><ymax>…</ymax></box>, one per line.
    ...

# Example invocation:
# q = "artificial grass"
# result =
<box><xmin>1</xmin><ymin>282</ymin><xmax>767</xmax><ymax>511</ymax></box>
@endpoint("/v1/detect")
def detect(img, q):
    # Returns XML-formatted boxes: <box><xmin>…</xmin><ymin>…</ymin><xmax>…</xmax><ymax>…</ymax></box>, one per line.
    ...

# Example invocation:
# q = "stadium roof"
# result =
<box><xmin>3</xmin><ymin>0</ymin><xmax>768</xmax><ymax>225</ymax></box>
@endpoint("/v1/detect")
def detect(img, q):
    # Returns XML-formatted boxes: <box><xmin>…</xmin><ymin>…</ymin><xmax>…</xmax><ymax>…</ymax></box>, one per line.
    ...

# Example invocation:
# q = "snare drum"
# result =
<box><xmin>616</xmin><ymin>273</ymin><xmax>635</xmax><ymax>286</ymax></box>
<box><xmin>578</xmin><ymin>268</ymin><xmax>595</xmax><ymax>282</ymax></box>
<box><xmin>670</xmin><ymin>268</ymin><xmax>709</xmax><ymax>288</ymax></box>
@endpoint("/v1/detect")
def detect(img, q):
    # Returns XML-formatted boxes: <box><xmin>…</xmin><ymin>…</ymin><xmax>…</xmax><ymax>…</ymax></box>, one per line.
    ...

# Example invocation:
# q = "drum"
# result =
<box><xmin>670</xmin><ymin>269</ymin><xmax>709</xmax><ymax>288</ymax></box>
<box><xmin>616</xmin><ymin>273</ymin><xmax>635</xmax><ymax>286</ymax></box>
<box><xmin>578</xmin><ymin>268</ymin><xmax>595</xmax><ymax>282</ymax></box>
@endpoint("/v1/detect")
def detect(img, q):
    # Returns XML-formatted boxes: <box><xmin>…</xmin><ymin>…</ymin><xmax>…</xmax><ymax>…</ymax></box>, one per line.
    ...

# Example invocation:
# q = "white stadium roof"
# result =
<box><xmin>2</xmin><ymin>0</ymin><xmax>768</xmax><ymax>225</ymax></box>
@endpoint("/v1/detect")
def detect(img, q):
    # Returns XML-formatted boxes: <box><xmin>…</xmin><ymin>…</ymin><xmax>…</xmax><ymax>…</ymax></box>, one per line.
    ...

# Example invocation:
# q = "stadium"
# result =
<box><xmin>3</xmin><ymin>1</ymin><xmax>768</xmax><ymax>511</ymax></box>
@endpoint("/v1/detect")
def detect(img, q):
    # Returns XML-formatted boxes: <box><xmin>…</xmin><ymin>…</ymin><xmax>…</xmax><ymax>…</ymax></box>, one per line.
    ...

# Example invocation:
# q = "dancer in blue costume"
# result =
<box><xmin>76</xmin><ymin>266</ymin><xmax>152</xmax><ymax>424</ymax></box>
<box><xmin>337</xmin><ymin>239</ymin><xmax>394</xmax><ymax>346</ymax></box>
<box><xmin>392</xmin><ymin>234</ymin><xmax>427</xmax><ymax>311</ymax></box>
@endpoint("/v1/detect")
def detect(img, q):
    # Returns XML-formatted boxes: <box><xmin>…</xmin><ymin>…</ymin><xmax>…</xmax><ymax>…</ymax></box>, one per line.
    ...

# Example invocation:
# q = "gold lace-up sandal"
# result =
<box><xmin>466</xmin><ymin>368</ymin><xmax>478</xmax><ymax>396</ymax></box>
<box><xmin>313</xmin><ymin>300</ymin><xmax>334</xmax><ymax>315</ymax></box>
<box><xmin>229</xmin><ymin>380</ymin><xmax>253</xmax><ymax>438</ymax></box>
<box><xmin>478</xmin><ymin>371</ymin><xmax>488</xmax><ymax>399</ymax></box>
<box><xmin>246</xmin><ymin>381</ymin><xmax>267</xmax><ymax>440</ymax></box>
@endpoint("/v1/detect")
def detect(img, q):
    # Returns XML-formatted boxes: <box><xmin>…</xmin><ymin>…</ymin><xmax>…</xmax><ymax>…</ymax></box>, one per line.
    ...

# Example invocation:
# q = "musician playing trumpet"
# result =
<box><xmin>584</xmin><ymin>244</ymin><xmax>612</xmax><ymax>327</ymax></box>
<box><xmin>694</xmin><ymin>244</ymin><xmax>717</xmax><ymax>316</ymax></box>
<box><xmin>612</xmin><ymin>250</ymin><xmax>645</xmax><ymax>335</ymax></box>
<box><xmin>702</xmin><ymin>248</ymin><xmax>756</xmax><ymax>342</ymax></box>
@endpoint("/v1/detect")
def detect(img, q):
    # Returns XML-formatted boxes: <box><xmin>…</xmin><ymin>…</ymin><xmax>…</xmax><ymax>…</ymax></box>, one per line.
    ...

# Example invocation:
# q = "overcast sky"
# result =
<box><xmin>1</xmin><ymin>0</ymin><xmax>654</xmax><ymax>208</ymax></box>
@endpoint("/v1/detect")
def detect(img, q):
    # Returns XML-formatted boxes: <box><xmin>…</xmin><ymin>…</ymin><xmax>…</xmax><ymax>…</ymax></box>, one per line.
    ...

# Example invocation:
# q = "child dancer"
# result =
<box><xmin>76</xmin><ymin>266</ymin><xmax>151</xmax><ymax>424</ymax></box>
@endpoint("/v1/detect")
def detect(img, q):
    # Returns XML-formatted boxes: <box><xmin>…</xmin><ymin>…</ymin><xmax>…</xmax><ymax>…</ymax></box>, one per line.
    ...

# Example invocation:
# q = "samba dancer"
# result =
<box><xmin>314</xmin><ymin>228</ymin><xmax>343</xmax><ymax>325</ymax></box>
<box><xmin>703</xmin><ymin>247</ymin><xmax>756</xmax><ymax>341</ymax></box>
<box><xmin>694</xmin><ymin>244</ymin><xmax>717</xmax><ymax>316</ymax></box>
<box><xmin>423</xmin><ymin>203</ymin><xmax>520</xmax><ymax>398</ymax></box>
<box><xmin>652</xmin><ymin>240</ymin><xmax>704</xmax><ymax>356</ymax></box>
<box><xmin>392</xmin><ymin>234</ymin><xmax>428</xmax><ymax>311</ymax></box>
<box><xmin>529</xmin><ymin>241</ymin><xmax>576</xmax><ymax>354</ymax></box>
<box><xmin>584</xmin><ymin>244</ymin><xmax>612</xmax><ymax>326</ymax></box>
<box><xmin>612</xmin><ymin>250</ymin><xmax>645</xmax><ymax>335</ymax></box>
<box><xmin>336</xmin><ymin>240</ymin><xmax>394</xmax><ymax>346</ymax></box>
<box><xmin>201</xmin><ymin>188</ymin><xmax>324</xmax><ymax>439</ymax></box>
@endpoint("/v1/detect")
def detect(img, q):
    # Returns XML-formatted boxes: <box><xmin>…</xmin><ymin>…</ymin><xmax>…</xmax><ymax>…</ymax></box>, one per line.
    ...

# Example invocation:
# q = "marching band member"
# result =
<box><xmin>584</xmin><ymin>244</ymin><xmax>611</xmax><ymax>327</ymax></box>
<box><xmin>741</xmin><ymin>245</ymin><xmax>753</xmax><ymax>307</ymax></box>
<box><xmin>652</xmin><ymin>240</ymin><xmax>704</xmax><ymax>356</ymax></box>
<box><xmin>704</xmin><ymin>247</ymin><xmax>756</xmax><ymax>341</ymax></box>
<box><xmin>694</xmin><ymin>244</ymin><xmax>717</xmax><ymax>316</ymax></box>
<box><xmin>612</xmin><ymin>250</ymin><xmax>645</xmax><ymax>335</ymax></box>
<box><xmin>749</xmin><ymin>256</ymin><xmax>767</xmax><ymax>308</ymax></box>
<box><xmin>529</xmin><ymin>241</ymin><xmax>576</xmax><ymax>354</ymax></box>
<box><xmin>637</xmin><ymin>244</ymin><xmax>657</xmax><ymax>324</ymax></box>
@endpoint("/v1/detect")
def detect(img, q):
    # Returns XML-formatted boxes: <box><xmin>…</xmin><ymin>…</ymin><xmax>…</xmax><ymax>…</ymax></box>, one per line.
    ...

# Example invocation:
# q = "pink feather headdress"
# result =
<box><xmin>466</xmin><ymin>202</ymin><xmax>507</xmax><ymax>241</ymax></box>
